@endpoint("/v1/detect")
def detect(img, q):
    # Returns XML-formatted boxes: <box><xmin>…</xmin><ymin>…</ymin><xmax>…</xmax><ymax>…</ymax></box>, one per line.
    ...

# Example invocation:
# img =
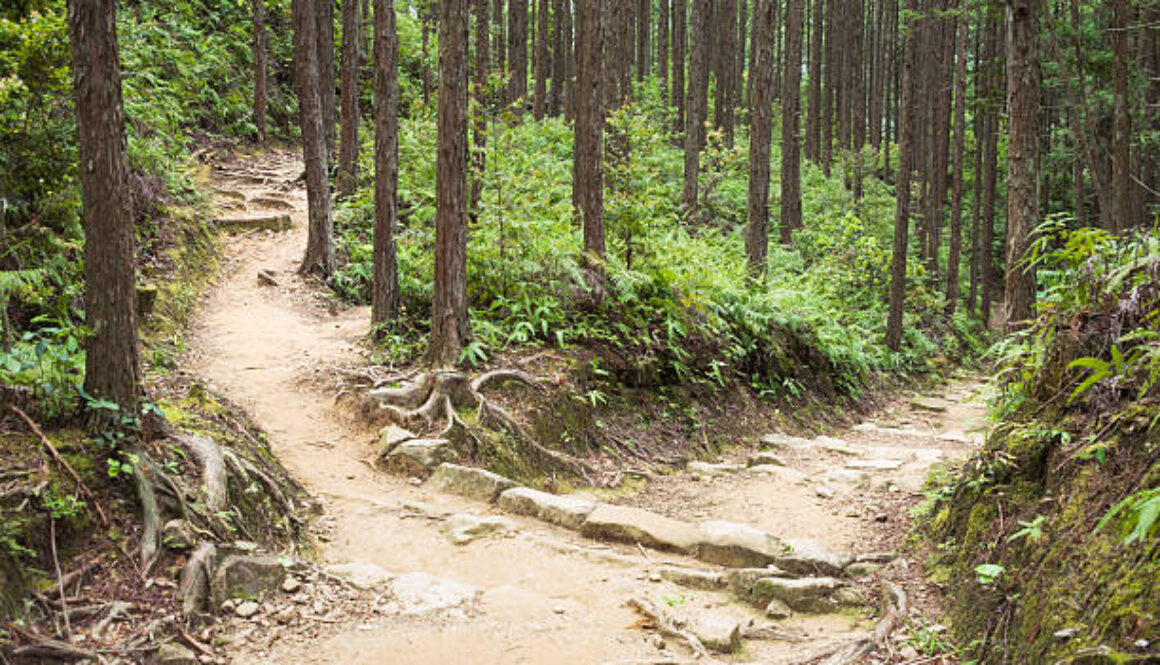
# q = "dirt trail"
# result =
<box><xmin>189</xmin><ymin>150</ymin><xmax>988</xmax><ymax>664</ymax></box>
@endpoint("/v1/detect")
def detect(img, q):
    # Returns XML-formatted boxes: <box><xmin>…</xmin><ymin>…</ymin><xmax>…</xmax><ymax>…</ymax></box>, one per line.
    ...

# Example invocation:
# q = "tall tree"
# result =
<box><xmin>637</xmin><ymin>0</ymin><xmax>651</xmax><ymax>82</ymax></box>
<box><xmin>534</xmin><ymin>0</ymin><xmax>550</xmax><ymax>117</ymax></box>
<box><xmin>805</xmin><ymin>0</ymin><xmax>824</xmax><ymax>161</ymax></box>
<box><xmin>431</xmin><ymin>0</ymin><xmax>470</xmax><ymax>366</ymax></box>
<box><xmin>295</xmin><ymin>0</ymin><xmax>336</xmax><ymax>277</ymax></box>
<box><xmin>780</xmin><ymin>0</ymin><xmax>804</xmax><ymax>242</ymax></box>
<box><xmin>746</xmin><ymin>0</ymin><xmax>775</xmax><ymax>278</ymax></box>
<box><xmin>253</xmin><ymin>0</ymin><xmax>268</xmax><ymax>143</ymax></box>
<box><xmin>980</xmin><ymin>19</ymin><xmax>1001</xmax><ymax>327</ymax></box>
<box><xmin>681</xmin><ymin>0</ymin><xmax>710</xmax><ymax>217</ymax></box>
<box><xmin>550</xmin><ymin>0</ymin><xmax>567</xmax><ymax>115</ymax></box>
<box><xmin>372</xmin><ymin>0</ymin><xmax>400</xmax><ymax>333</ymax></box>
<box><xmin>885</xmin><ymin>0</ymin><xmax>918</xmax><ymax>351</ymax></box>
<box><xmin>318</xmin><ymin>0</ymin><xmax>338</xmax><ymax>155</ymax></box>
<box><xmin>69</xmin><ymin>0</ymin><xmax>142</xmax><ymax>421</ymax></box>
<box><xmin>574</xmin><ymin>0</ymin><xmax>606</xmax><ymax>296</ymax></box>
<box><xmin>509</xmin><ymin>0</ymin><xmax>529</xmax><ymax>103</ymax></box>
<box><xmin>1002</xmin><ymin>0</ymin><xmax>1039</xmax><ymax>329</ymax></box>
<box><xmin>494</xmin><ymin>0</ymin><xmax>506</xmax><ymax>75</ymax></box>
<box><xmin>712</xmin><ymin>0</ymin><xmax>737</xmax><ymax>145</ymax></box>
<box><xmin>945</xmin><ymin>9</ymin><xmax>968</xmax><ymax>315</ymax></box>
<box><xmin>658</xmin><ymin>0</ymin><xmax>669</xmax><ymax>98</ymax></box>
<box><xmin>472</xmin><ymin>0</ymin><xmax>490</xmax><ymax>212</ymax></box>
<box><xmin>1110</xmin><ymin>0</ymin><xmax>1130</xmax><ymax>231</ymax></box>
<box><xmin>338</xmin><ymin>0</ymin><xmax>362</xmax><ymax>196</ymax></box>
<box><xmin>672</xmin><ymin>0</ymin><xmax>687</xmax><ymax>129</ymax></box>
<box><xmin>735</xmin><ymin>0</ymin><xmax>747</xmax><ymax>110</ymax></box>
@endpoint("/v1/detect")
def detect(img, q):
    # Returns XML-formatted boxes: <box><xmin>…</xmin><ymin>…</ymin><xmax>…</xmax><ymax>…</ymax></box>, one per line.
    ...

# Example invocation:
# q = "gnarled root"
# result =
<box><xmin>471</xmin><ymin>369</ymin><xmax>541</xmax><ymax>394</ymax></box>
<box><xmin>627</xmin><ymin>597</ymin><xmax>714</xmax><ymax>661</ymax></box>
<box><xmin>478</xmin><ymin>398</ymin><xmax>595</xmax><ymax>482</ymax></box>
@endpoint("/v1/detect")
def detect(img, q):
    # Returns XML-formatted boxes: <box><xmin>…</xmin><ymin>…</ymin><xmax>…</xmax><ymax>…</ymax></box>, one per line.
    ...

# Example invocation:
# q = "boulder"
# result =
<box><xmin>579</xmin><ymin>504</ymin><xmax>700</xmax><ymax>553</ymax></box>
<box><xmin>324</xmin><ymin>562</ymin><xmax>395</xmax><ymax>590</ymax></box>
<box><xmin>154</xmin><ymin>642</ymin><xmax>198</xmax><ymax>665</ymax></box>
<box><xmin>210</xmin><ymin>554</ymin><xmax>288</xmax><ymax>605</ymax></box>
<box><xmin>441</xmin><ymin>513</ymin><xmax>518</xmax><ymax>545</ymax></box>
<box><xmin>497</xmin><ymin>487</ymin><xmax>597</xmax><ymax>530</ymax></box>
<box><xmin>425</xmin><ymin>463</ymin><xmax>516</xmax><ymax>503</ymax></box>
<box><xmin>776</xmin><ymin>538</ymin><xmax>851</xmax><ymax>577</ymax></box>
<box><xmin>657</xmin><ymin>566</ymin><xmax>727</xmax><ymax>591</ymax></box>
<box><xmin>377</xmin><ymin>425</ymin><xmax>417</xmax><ymax>456</ymax></box>
<box><xmin>694</xmin><ymin>520</ymin><xmax>785</xmax><ymax>568</ymax></box>
<box><xmin>751</xmin><ymin>577</ymin><xmax>846</xmax><ymax>613</ymax></box>
<box><xmin>382</xmin><ymin>439</ymin><xmax>457</xmax><ymax>478</ymax></box>
<box><xmin>688</xmin><ymin>611</ymin><xmax>742</xmax><ymax>653</ymax></box>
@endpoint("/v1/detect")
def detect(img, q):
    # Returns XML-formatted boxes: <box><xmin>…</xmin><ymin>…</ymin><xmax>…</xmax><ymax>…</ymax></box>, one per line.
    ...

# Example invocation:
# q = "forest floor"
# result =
<box><xmin>188</xmin><ymin>149</ymin><xmax>989</xmax><ymax>664</ymax></box>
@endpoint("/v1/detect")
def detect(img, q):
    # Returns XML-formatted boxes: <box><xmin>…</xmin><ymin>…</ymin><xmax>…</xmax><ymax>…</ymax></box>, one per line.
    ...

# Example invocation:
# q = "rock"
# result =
<box><xmin>686</xmin><ymin>461</ymin><xmax>743</xmax><ymax>476</ymax></box>
<box><xmin>324</xmin><ymin>562</ymin><xmax>394</xmax><ymax>590</ymax></box>
<box><xmin>425</xmin><ymin>463</ymin><xmax>517</xmax><ymax>503</ymax></box>
<box><xmin>382</xmin><ymin>439</ymin><xmax>457</xmax><ymax>478</ymax></box>
<box><xmin>657</xmin><ymin>566</ymin><xmax>727</xmax><ymax>590</ymax></box>
<box><xmin>401</xmin><ymin>501</ymin><xmax>455</xmax><ymax>520</ymax></box>
<box><xmin>256</xmin><ymin>270</ymin><xmax>279</xmax><ymax>287</ymax></box>
<box><xmin>234</xmin><ymin>601</ymin><xmax>261</xmax><ymax>619</ymax></box>
<box><xmin>746</xmin><ymin>452</ymin><xmax>787</xmax><ymax>468</ymax></box>
<box><xmin>688</xmin><ymin>611</ymin><xmax>742</xmax><ymax>653</ymax></box>
<box><xmin>155</xmin><ymin>642</ymin><xmax>199</xmax><ymax>665</ymax></box>
<box><xmin>833</xmin><ymin>586</ymin><xmax>867</xmax><ymax>607</ymax></box>
<box><xmin>726</xmin><ymin>567</ymin><xmax>791</xmax><ymax>599</ymax></box>
<box><xmin>776</xmin><ymin>539</ymin><xmax>850</xmax><ymax>577</ymax></box>
<box><xmin>441</xmin><ymin>513</ymin><xmax>518</xmax><ymax>545</ymax></box>
<box><xmin>579</xmin><ymin>504</ymin><xmax>700</xmax><ymax>553</ymax></box>
<box><xmin>648</xmin><ymin>571</ymin><xmax>662</xmax><ymax>582</ymax></box>
<box><xmin>844</xmin><ymin>561</ymin><xmax>882</xmax><ymax>578</ymax></box>
<box><xmin>814</xmin><ymin>436</ymin><xmax>861</xmax><ymax>456</ymax></box>
<box><xmin>694</xmin><ymin>521</ymin><xmax>785</xmax><ymax>568</ymax></box>
<box><xmin>752</xmin><ymin>577</ymin><xmax>846</xmax><ymax>613</ymax></box>
<box><xmin>747</xmin><ymin>464</ymin><xmax>809</xmax><ymax>484</ymax></box>
<box><xmin>275</xmin><ymin>606</ymin><xmax>296</xmax><ymax>624</ymax></box>
<box><xmin>845</xmin><ymin>459</ymin><xmax>905</xmax><ymax>471</ymax></box>
<box><xmin>162</xmin><ymin>519</ymin><xmax>195</xmax><ymax>551</ymax></box>
<box><xmin>497</xmin><ymin>487</ymin><xmax>597</xmax><ymax>530</ymax></box>
<box><xmin>386</xmin><ymin>572</ymin><xmax>480</xmax><ymax>617</ymax></box>
<box><xmin>136</xmin><ymin>284</ymin><xmax>158</xmax><ymax>317</ymax></box>
<box><xmin>820</xmin><ymin>468</ymin><xmax>870</xmax><ymax>490</ymax></box>
<box><xmin>210</xmin><ymin>555</ymin><xmax>289</xmax><ymax>605</ymax></box>
<box><xmin>910</xmin><ymin>397</ymin><xmax>948</xmax><ymax>412</ymax></box>
<box><xmin>280</xmin><ymin>576</ymin><xmax>301</xmax><ymax>594</ymax></box>
<box><xmin>813</xmin><ymin>484</ymin><xmax>835</xmax><ymax>499</ymax></box>
<box><xmin>1054</xmin><ymin>628</ymin><xmax>1079</xmax><ymax>641</ymax></box>
<box><xmin>759</xmin><ymin>434</ymin><xmax>814</xmax><ymax>451</ymax></box>
<box><xmin>214</xmin><ymin>213</ymin><xmax>292</xmax><ymax>233</ymax></box>
<box><xmin>764</xmin><ymin>598</ymin><xmax>792</xmax><ymax>619</ymax></box>
<box><xmin>377</xmin><ymin>425</ymin><xmax>416</xmax><ymax>456</ymax></box>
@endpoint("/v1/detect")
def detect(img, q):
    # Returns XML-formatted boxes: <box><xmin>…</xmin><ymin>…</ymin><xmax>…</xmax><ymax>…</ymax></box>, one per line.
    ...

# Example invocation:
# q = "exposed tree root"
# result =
<box><xmin>184</xmin><ymin>434</ymin><xmax>228</xmax><ymax>514</ymax></box>
<box><xmin>373</xmin><ymin>369</ymin><xmax>594</xmax><ymax>480</ymax></box>
<box><xmin>779</xmin><ymin>579</ymin><xmax>908</xmax><ymax>665</ymax></box>
<box><xmin>133</xmin><ymin>453</ymin><xmax>163</xmax><ymax>575</ymax></box>
<box><xmin>627</xmin><ymin>597</ymin><xmax>715</xmax><ymax>662</ymax></box>
<box><xmin>178</xmin><ymin>542</ymin><xmax>216</xmax><ymax>619</ymax></box>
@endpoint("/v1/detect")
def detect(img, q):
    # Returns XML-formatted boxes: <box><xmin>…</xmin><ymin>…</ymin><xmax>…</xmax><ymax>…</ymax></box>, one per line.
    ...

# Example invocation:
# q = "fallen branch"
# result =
<box><xmin>626</xmin><ymin>597</ymin><xmax>714</xmax><ymax>661</ymax></box>
<box><xmin>9</xmin><ymin>405</ymin><xmax>108</xmax><ymax>526</ymax></box>
<box><xmin>49</xmin><ymin>519</ymin><xmax>70</xmax><ymax>638</ymax></box>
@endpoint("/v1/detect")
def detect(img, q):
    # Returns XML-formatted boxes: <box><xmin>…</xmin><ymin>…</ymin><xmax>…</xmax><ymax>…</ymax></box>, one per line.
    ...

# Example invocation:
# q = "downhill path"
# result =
<box><xmin>189</xmin><ymin>150</ymin><xmax>988</xmax><ymax>664</ymax></box>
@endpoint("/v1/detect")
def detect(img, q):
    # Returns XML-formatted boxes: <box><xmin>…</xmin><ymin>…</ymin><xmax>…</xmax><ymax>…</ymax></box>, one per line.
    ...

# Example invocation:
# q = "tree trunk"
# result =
<box><xmin>422</xmin><ymin>2</ymin><xmax>433</xmax><ymax>105</ymax></box>
<box><xmin>980</xmin><ymin>18</ymin><xmax>1001</xmax><ymax>327</ymax></box>
<box><xmin>712</xmin><ymin>0</ymin><xmax>736</xmax><ymax>146</ymax></box>
<box><xmin>574</xmin><ymin>0</ymin><xmax>605</xmax><ymax>296</ymax></box>
<box><xmin>432</xmin><ymin>0</ymin><xmax>471</xmax><ymax>366</ymax></box>
<box><xmin>1110</xmin><ymin>0</ymin><xmax>1130</xmax><ymax>232</ymax></box>
<box><xmin>780</xmin><ymin>0</ymin><xmax>804</xmax><ymax>242</ymax></box>
<box><xmin>472</xmin><ymin>0</ymin><xmax>490</xmax><ymax>213</ymax></box>
<box><xmin>495</xmin><ymin>0</ymin><xmax>507</xmax><ymax>77</ymax></box>
<box><xmin>563</xmin><ymin>0</ymin><xmax>575</xmax><ymax>118</ymax></box>
<box><xmin>681</xmin><ymin>0</ymin><xmax>710</xmax><ymax>219</ymax></box>
<box><xmin>637</xmin><ymin>0</ymin><xmax>650</xmax><ymax>82</ymax></box>
<box><xmin>534</xmin><ymin>0</ymin><xmax>550</xmax><ymax>117</ymax></box>
<box><xmin>747</xmin><ymin>0</ymin><xmax>775</xmax><ymax>278</ymax></box>
<box><xmin>736</xmin><ymin>0</ymin><xmax>747</xmax><ymax>112</ymax></box>
<box><xmin>550</xmin><ymin>0</ymin><xmax>566</xmax><ymax>115</ymax></box>
<box><xmin>672</xmin><ymin>0</ymin><xmax>686</xmax><ymax>130</ymax></box>
<box><xmin>253</xmin><ymin>0</ymin><xmax>268</xmax><ymax>143</ymax></box>
<box><xmin>69</xmin><ymin>0</ymin><xmax>142</xmax><ymax>421</ymax></box>
<box><xmin>945</xmin><ymin>9</ymin><xmax>967</xmax><ymax>316</ymax></box>
<box><xmin>295</xmin><ymin>0</ymin><xmax>336</xmax><ymax>277</ymax></box>
<box><xmin>338</xmin><ymin>0</ymin><xmax>361</xmax><ymax>196</ymax></box>
<box><xmin>1003</xmin><ymin>0</ymin><xmax>1038</xmax><ymax>330</ymax></box>
<box><xmin>318</xmin><ymin>0</ymin><xmax>338</xmax><ymax>156</ymax></box>
<box><xmin>372</xmin><ymin>0</ymin><xmax>400</xmax><ymax>333</ymax></box>
<box><xmin>658</xmin><ymin>0</ymin><xmax>669</xmax><ymax>98</ymax></box>
<box><xmin>509</xmin><ymin>0</ymin><xmax>529</xmax><ymax>104</ymax></box>
<box><xmin>885</xmin><ymin>0</ymin><xmax>918</xmax><ymax>351</ymax></box>
<box><xmin>805</xmin><ymin>0</ymin><xmax>823</xmax><ymax>161</ymax></box>
<box><xmin>821</xmin><ymin>0</ymin><xmax>835</xmax><ymax>173</ymax></box>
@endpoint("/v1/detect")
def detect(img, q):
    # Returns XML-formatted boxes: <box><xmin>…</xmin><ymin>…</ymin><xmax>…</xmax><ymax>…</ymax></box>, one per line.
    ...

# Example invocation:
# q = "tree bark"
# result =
<box><xmin>672</xmin><ymin>0</ymin><xmax>686</xmax><ymax>130</ymax></box>
<box><xmin>534</xmin><ymin>0</ymin><xmax>550</xmax><ymax>117</ymax></box>
<box><xmin>1003</xmin><ymin>0</ymin><xmax>1038</xmax><ymax>330</ymax></box>
<box><xmin>495</xmin><ymin>0</ymin><xmax>507</xmax><ymax>75</ymax></box>
<box><xmin>747</xmin><ymin>0</ymin><xmax>775</xmax><ymax>278</ymax></box>
<box><xmin>780</xmin><ymin>0</ymin><xmax>804</xmax><ymax>242</ymax></box>
<box><xmin>637</xmin><ymin>0</ymin><xmax>650</xmax><ymax>82</ymax></box>
<box><xmin>372</xmin><ymin>0</ymin><xmax>400</xmax><ymax>333</ymax></box>
<box><xmin>885</xmin><ymin>0</ymin><xmax>918</xmax><ymax>351</ymax></box>
<box><xmin>431</xmin><ymin>0</ymin><xmax>470</xmax><ymax>366</ymax></box>
<box><xmin>1110</xmin><ymin>0</ymin><xmax>1131</xmax><ymax>232</ymax></box>
<box><xmin>509</xmin><ymin>0</ymin><xmax>529</xmax><ymax>104</ymax></box>
<box><xmin>338</xmin><ymin>0</ymin><xmax>362</xmax><ymax>196</ymax></box>
<box><xmin>945</xmin><ymin>9</ymin><xmax>967</xmax><ymax>316</ymax></box>
<box><xmin>550</xmin><ymin>0</ymin><xmax>567</xmax><ymax>115</ymax></box>
<box><xmin>712</xmin><ymin>0</ymin><xmax>736</xmax><ymax>146</ymax></box>
<box><xmin>472</xmin><ymin>0</ymin><xmax>490</xmax><ymax>213</ymax></box>
<box><xmin>318</xmin><ymin>0</ymin><xmax>338</xmax><ymax>156</ymax></box>
<box><xmin>69</xmin><ymin>0</ymin><xmax>142</xmax><ymax>420</ymax></box>
<box><xmin>295</xmin><ymin>0</ymin><xmax>336</xmax><ymax>277</ymax></box>
<box><xmin>658</xmin><ymin>0</ymin><xmax>669</xmax><ymax>98</ymax></box>
<box><xmin>574</xmin><ymin>0</ymin><xmax>605</xmax><ymax>296</ymax></box>
<box><xmin>253</xmin><ymin>0</ymin><xmax>268</xmax><ymax>143</ymax></box>
<box><xmin>681</xmin><ymin>0</ymin><xmax>710</xmax><ymax>219</ymax></box>
<box><xmin>736</xmin><ymin>0</ymin><xmax>747</xmax><ymax>111</ymax></box>
<box><xmin>805</xmin><ymin>0</ymin><xmax>824</xmax><ymax>161</ymax></box>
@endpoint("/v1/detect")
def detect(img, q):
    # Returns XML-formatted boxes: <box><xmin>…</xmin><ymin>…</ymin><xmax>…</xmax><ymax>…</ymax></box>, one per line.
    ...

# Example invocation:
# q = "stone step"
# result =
<box><xmin>425</xmin><ymin>463</ymin><xmax>516</xmax><ymax>503</ymax></box>
<box><xmin>214</xmin><ymin>213</ymin><xmax>291</xmax><ymax>233</ymax></box>
<box><xmin>497</xmin><ymin>487</ymin><xmax>596</xmax><ymax>531</ymax></box>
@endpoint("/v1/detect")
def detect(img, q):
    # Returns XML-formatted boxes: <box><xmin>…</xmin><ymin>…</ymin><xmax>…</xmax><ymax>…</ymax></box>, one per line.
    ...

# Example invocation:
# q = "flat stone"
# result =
<box><xmin>580</xmin><ymin>504</ymin><xmax>700</xmax><ymax>553</ymax></box>
<box><xmin>657</xmin><ymin>566</ymin><xmax>727</xmax><ymax>591</ymax></box>
<box><xmin>324</xmin><ymin>562</ymin><xmax>395</xmax><ymax>590</ymax></box>
<box><xmin>694</xmin><ymin>520</ymin><xmax>785</xmax><ymax>568</ymax></box>
<box><xmin>814</xmin><ymin>436</ymin><xmax>861</xmax><ymax>455</ymax></box>
<box><xmin>688</xmin><ymin>611</ymin><xmax>742</xmax><ymax>653</ymax></box>
<box><xmin>845</xmin><ymin>459</ymin><xmax>904</xmax><ymax>471</ymax></box>
<box><xmin>747</xmin><ymin>464</ymin><xmax>809</xmax><ymax>484</ymax></box>
<box><xmin>759</xmin><ymin>433</ymin><xmax>814</xmax><ymax>451</ymax></box>
<box><xmin>234</xmin><ymin>600</ymin><xmax>261</xmax><ymax>618</ymax></box>
<box><xmin>155</xmin><ymin>642</ymin><xmax>199</xmax><ymax>665</ymax></box>
<box><xmin>377</xmin><ymin>425</ymin><xmax>417</xmax><ymax>456</ymax></box>
<box><xmin>425</xmin><ymin>463</ymin><xmax>517</xmax><ymax>503</ymax></box>
<box><xmin>833</xmin><ymin>586</ymin><xmax>867</xmax><ymax>607</ymax></box>
<box><xmin>776</xmin><ymin>538</ymin><xmax>851</xmax><ymax>577</ymax></box>
<box><xmin>746</xmin><ymin>452</ymin><xmax>788</xmax><ymax>468</ymax></box>
<box><xmin>280</xmin><ymin>576</ymin><xmax>302</xmax><ymax>593</ymax></box>
<box><xmin>764</xmin><ymin>597</ymin><xmax>792</xmax><ymax>619</ymax></box>
<box><xmin>383</xmin><ymin>439</ymin><xmax>457</xmax><ymax>478</ymax></box>
<box><xmin>441</xmin><ymin>513</ymin><xmax>518</xmax><ymax>545</ymax></box>
<box><xmin>751</xmin><ymin>577</ymin><xmax>846</xmax><ymax>613</ymax></box>
<box><xmin>726</xmin><ymin>567</ymin><xmax>792</xmax><ymax>599</ymax></box>
<box><xmin>386</xmin><ymin>572</ymin><xmax>480</xmax><ymax>617</ymax></box>
<box><xmin>686</xmin><ymin>461</ymin><xmax>744</xmax><ymax>476</ymax></box>
<box><xmin>843</xmin><ymin>561</ymin><xmax>882</xmax><ymax>578</ymax></box>
<box><xmin>214</xmin><ymin>213</ymin><xmax>292</xmax><ymax>232</ymax></box>
<box><xmin>821</xmin><ymin>468</ymin><xmax>870</xmax><ymax>490</ymax></box>
<box><xmin>210</xmin><ymin>555</ymin><xmax>288</xmax><ymax>605</ymax></box>
<box><xmin>498</xmin><ymin>487</ymin><xmax>596</xmax><ymax>530</ymax></box>
<box><xmin>910</xmin><ymin>397</ymin><xmax>948</xmax><ymax>412</ymax></box>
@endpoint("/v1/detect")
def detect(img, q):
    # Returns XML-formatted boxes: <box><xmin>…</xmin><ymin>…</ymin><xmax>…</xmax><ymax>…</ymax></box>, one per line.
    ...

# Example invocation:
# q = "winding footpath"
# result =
<box><xmin>189</xmin><ymin>150</ymin><xmax>988</xmax><ymax>664</ymax></box>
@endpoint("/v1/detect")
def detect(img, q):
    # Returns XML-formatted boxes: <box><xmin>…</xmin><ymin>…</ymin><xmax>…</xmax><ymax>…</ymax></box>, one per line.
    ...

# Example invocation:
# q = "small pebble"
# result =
<box><xmin>235</xmin><ymin>601</ymin><xmax>261</xmax><ymax>619</ymax></box>
<box><xmin>648</xmin><ymin>572</ymin><xmax>662</xmax><ymax>582</ymax></box>
<box><xmin>408</xmin><ymin>477</ymin><xmax>422</xmax><ymax>486</ymax></box>
<box><xmin>281</xmin><ymin>576</ymin><xmax>302</xmax><ymax>593</ymax></box>
<box><xmin>552</xmin><ymin>606</ymin><xmax>566</xmax><ymax>614</ymax></box>
<box><xmin>652</xmin><ymin>635</ymin><xmax>666</xmax><ymax>650</ymax></box>
<box><xmin>220</xmin><ymin>599</ymin><xmax>237</xmax><ymax>613</ymax></box>
<box><xmin>874</xmin><ymin>513</ymin><xmax>889</xmax><ymax>523</ymax></box>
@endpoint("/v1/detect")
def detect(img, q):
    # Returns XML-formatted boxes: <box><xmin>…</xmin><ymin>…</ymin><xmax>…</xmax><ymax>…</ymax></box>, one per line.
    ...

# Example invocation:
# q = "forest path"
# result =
<box><xmin>188</xmin><ymin>150</ymin><xmax>988</xmax><ymax>664</ymax></box>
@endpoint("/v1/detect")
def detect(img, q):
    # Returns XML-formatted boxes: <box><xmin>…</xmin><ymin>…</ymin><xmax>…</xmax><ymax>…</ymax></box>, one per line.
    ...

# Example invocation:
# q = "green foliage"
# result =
<box><xmin>1095</xmin><ymin>487</ymin><xmax>1160</xmax><ymax>545</ymax></box>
